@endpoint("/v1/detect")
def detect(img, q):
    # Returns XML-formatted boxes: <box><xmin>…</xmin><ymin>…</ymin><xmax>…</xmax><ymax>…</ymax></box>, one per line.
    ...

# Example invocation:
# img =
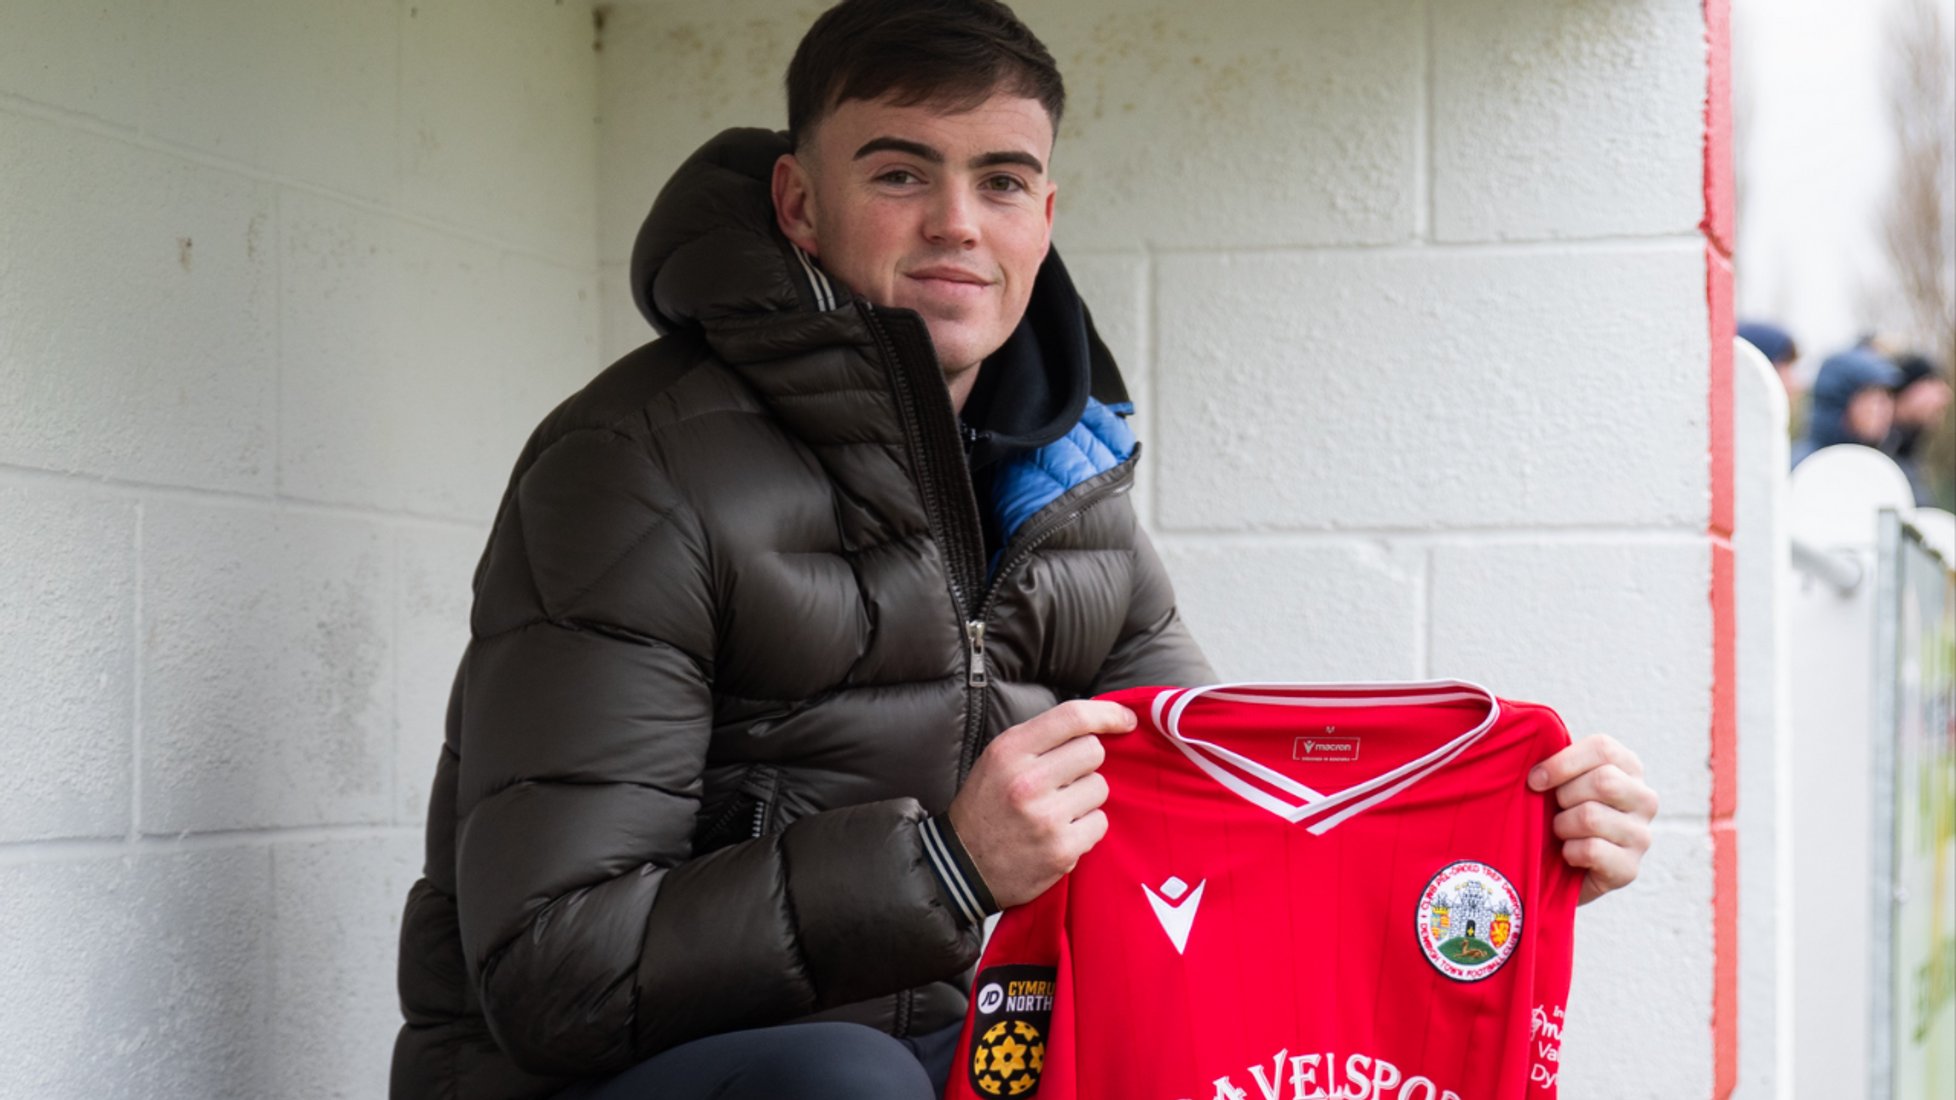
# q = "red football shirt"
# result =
<box><xmin>948</xmin><ymin>681</ymin><xmax>1582</xmax><ymax>1100</ymax></box>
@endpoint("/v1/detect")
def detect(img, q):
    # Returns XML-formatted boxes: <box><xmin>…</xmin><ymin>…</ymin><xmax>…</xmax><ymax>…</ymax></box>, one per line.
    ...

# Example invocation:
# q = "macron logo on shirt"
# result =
<box><xmin>1143</xmin><ymin>875</ymin><xmax>1206</xmax><ymax>954</ymax></box>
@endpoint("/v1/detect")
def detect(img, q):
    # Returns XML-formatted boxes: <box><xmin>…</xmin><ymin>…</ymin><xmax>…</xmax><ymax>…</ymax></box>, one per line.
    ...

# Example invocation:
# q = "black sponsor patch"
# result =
<box><xmin>967</xmin><ymin>964</ymin><xmax>1057</xmax><ymax>1097</ymax></box>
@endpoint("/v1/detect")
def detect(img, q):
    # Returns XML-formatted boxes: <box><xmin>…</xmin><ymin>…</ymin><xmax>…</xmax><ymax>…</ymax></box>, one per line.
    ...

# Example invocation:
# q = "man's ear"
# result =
<box><xmin>1039</xmin><ymin>179</ymin><xmax>1057</xmax><ymax>259</ymax></box>
<box><xmin>772</xmin><ymin>153</ymin><xmax>819</xmax><ymax>256</ymax></box>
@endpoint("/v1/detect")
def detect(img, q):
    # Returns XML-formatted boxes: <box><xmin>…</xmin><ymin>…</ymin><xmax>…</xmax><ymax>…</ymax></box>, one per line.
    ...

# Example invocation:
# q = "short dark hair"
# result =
<box><xmin>786</xmin><ymin>0</ymin><xmax>1065</xmax><ymax>149</ymax></box>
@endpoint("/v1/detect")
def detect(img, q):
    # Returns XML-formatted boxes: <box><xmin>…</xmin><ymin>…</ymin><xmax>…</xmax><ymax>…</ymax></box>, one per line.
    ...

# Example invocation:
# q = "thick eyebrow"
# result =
<box><xmin>853</xmin><ymin>136</ymin><xmax>1045</xmax><ymax>176</ymax></box>
<box><xmin>971</xmin><ymin>150</ymin><xmax>1046</xmax><ymax>174</ymax></box>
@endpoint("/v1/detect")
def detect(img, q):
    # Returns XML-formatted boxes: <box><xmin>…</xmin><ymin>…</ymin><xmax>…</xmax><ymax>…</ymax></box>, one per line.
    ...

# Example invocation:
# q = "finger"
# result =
<box><xmin>1560</xmin><ymin>837</ymin><xmax>1642</xmax><ymax>899</ymax></box>
<box><xmin>1548</xmin><ymin>764</ymin><xmax>1659</xmax><ymax>817</ymax></box>
<box><xmin>1037</xmin><ymin>732</ymin><xmax>1107</xmax><ymax>788</ymax></box>
<box><xmin>1528</xmin><ymin>734</ymin><xmax>1643</xmax><ymax>791</ymax></box>
<box><xmin>1066</xmin><ymin>807</ymin><xmax>1110</xmax><ymax>859</ymax></box>
<box><xmin>1012</xmin><ymin>700</ymin><xmax>1137</xmax><ymax>755</ymax></box>
<box><xmin>1050</xmin><ymin>770</ymin><xmax>1111</xmax><ymax>823</ymax></box>
<box><xmin>1552</xmin><ymin>801</ymin><xmax>1653</xmax><ymax>853</ymax></box>
<box><xmin>999</xmin><ymin>736</ymin><xmax>1104</xmax><ymax>810</ymax></box>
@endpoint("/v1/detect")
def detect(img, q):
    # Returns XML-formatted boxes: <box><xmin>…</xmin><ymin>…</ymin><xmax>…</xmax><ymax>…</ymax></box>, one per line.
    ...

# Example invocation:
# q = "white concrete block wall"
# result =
<box><xmin>1153</xmin><ymin>248</ymin><xmax>1707</xmax><ymax>531</ymax></box>
<box><xmin>0</xmin><ymin>849</ymin><xmax>274</xmax><ymax>1097</ymax></box>
<box><xmin>0</xmin><ymin>0</ymin><xmax>1729</xmax><ymax>1094</ymax></box>
<box><xmin>0</xmin><ymin>1</ymin><xmax>600</xmax><ymax>1096</ymax></box>
<box><xmin>599</xmin><ymin>1</ymin><xmax>1724</xmax><ymax>1094</ymax></box>
<box><xmin>0</xmin><ymin>485</ymin><xmax>136</xmax><ymax>843</ymax></box>
<box><xmin>1431</xmin><ymin>0</ymin><xmax>1706</xmax><ymax>241</ymax></box>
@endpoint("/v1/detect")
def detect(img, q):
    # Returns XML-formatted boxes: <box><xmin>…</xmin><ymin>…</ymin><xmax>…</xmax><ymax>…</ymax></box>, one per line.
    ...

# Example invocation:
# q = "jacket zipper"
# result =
<box><xmin>857</xmin><ymin>303</ymin><xmax>987</xmax><ymax>615</ymax></box>
<box><xmin>745</xmin><ymin>765</ymin><xmax>780</xmax><ymax>839</ymax></box>
<box><xmin>856</xmin><ymin>301</ymin><xmax>1140</xmax><ymax>783</ymax></box>
<box><xmin>955</xmin><ymin>457</ymin><xmax>1137</xmax><ymax>778</ymax></box>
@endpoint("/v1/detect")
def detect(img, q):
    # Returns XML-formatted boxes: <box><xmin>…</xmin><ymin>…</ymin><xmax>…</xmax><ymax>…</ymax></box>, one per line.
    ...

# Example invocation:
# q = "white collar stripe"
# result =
<box><xmin>1151</xmin><ymin>680</ymin><xmax>1500</xmax><ymax>833</ymax></box>
<box><xmin>1169</xmin><ymin>731</ymin><xmax>1327</xmax><ymax>802</ymax></box>
<box><xmin>1201</xmin><ymin>689</ymin><xmax>1488</xmax><ymax>708</ymax></box>
<box><xmin>1163</xmin><ymin>733</ymin><xmax>1316</xmax><ymax>822</ymax></box>
<box><xmin>791</xmin><ymin>245</ymin><xmax>835</xmax><ymax>311</ymax></box>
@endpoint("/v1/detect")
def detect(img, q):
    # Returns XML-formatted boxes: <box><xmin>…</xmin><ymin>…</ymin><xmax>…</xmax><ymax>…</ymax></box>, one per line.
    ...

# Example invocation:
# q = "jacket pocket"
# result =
<box><xmin>692</xmin><ymin>764</ymin><xmax>781</xmax><ymax>853</ymax></box>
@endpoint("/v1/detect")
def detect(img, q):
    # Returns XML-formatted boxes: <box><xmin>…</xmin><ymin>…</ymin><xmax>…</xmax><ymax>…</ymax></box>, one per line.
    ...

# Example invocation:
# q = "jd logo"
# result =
<box><xmin>977</xmin><ymin>982</ymin><xmax>1004</xmax><ymax>1014</ymax></box>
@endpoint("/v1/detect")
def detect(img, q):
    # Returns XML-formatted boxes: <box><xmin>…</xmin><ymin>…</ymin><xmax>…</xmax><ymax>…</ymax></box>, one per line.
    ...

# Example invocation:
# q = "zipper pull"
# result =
<box><xmin>965</xmin><ymin>619</ymin><xmax>989</xmax><ymax>688</ymax></box>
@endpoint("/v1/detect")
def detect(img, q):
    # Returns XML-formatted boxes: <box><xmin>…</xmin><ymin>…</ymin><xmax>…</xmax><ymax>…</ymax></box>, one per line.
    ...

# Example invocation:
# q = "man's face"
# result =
<box><xmin>1896</xmin><ymin>377</ymin><xmax>1953</xmax><ymax>427</ymax></box>
<box><xmin>773</xmin><ymin>91</ymin><xmax>1057</xmax><ymax>393</ymax></box>
<box><xmin>1845</xmin><ymin>386</ymin><xmax>1896</xmax><ymax>443</ymax></box>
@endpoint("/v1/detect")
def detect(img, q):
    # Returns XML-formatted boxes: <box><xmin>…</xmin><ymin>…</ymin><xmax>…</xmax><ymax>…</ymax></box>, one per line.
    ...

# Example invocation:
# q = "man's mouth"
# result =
<box><xmin>906</xmin><ymin>266</ymin><xmax>994</xmax><ymax>294</ymax></box>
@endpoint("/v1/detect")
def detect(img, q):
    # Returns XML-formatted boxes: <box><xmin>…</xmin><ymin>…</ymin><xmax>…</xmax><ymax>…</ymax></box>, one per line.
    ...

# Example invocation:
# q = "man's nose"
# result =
<box><xmin>924</xmin><ymin>185</ymin><xmax>980</xmax><ymax>248</ymax></box>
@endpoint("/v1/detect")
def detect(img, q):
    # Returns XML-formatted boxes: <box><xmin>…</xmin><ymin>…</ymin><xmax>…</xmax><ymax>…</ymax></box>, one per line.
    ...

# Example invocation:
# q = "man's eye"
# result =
<box><xmin>876</xmin><ymin>169</ymin><xmax>919</xmax><ymax>185</ymax></box>
<box><xmin>982</xmin><ymin>175</ymin><xmax>1027</xmax><ymax>193</ymax></box>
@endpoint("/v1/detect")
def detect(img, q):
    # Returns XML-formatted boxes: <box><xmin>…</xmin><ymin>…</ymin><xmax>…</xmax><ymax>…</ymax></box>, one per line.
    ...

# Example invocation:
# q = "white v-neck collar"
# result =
<box><xmin>1148</xmin><ymin>680</ymin><xmax>1501</xmax><ymax>835</ymax></box>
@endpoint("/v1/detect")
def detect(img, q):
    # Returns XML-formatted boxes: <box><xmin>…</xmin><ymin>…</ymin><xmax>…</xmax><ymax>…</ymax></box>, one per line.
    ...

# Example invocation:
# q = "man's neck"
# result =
<box><xmin>945</xmin><ymin>362</ymin><xmax>981</xmax><ymax>417</ymax></box>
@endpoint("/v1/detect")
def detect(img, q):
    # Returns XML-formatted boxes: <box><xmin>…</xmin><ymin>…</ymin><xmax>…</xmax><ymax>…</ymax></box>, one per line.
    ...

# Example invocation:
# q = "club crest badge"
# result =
<box><xmin>967</xmin><ymin>964</ymin><xmax>1055</xmax><ymax>1097</ymax></box>
<box><xmin>1416</xmin><ymin>860</ymin><xmax>1523</xmax><ymax>982</ymax></box>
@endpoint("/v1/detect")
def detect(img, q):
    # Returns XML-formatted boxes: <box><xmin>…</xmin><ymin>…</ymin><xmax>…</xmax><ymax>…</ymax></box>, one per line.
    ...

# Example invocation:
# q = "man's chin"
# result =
<box><xmin>917</xmin><ymin>320</ymin><xmax>1000</xmax><ymax>372</ymax></box>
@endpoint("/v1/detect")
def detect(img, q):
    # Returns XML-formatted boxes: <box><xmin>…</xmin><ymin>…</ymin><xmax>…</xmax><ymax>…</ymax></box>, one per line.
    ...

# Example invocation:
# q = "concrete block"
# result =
<box><xmin>0</xmin><ymin>848</ymin><xmax>273</xmax><ymax>1098</ymax></box>
<box><xmin>1429</xmin><ymin>540</ymin><xmax>1712</xmax><ymax>817</ymax></box>
<box><xmin>0</xmin><ymin>112</ymin><xmax>276</xmax><ymax>493</ymax></box>
<box><xmin>1559</xmin><ymin>821</ymin><xmax>1716</xmax><ymax>1096</ymax></box>
<box><xmin>401</xmin><ymin>0</ymin><xmax>600</xmax><ymax>265</ymax></box>
<box><xmin>1061</xmin><ymin>253</ymin><xmax>1151</xmax><ymax>525</ymax></box>
<box><xmin>0</xmin><ymin>484</ymin><xmax>134</xmax><ymax>842</ymax></box>
<box><xmin>1432</xmin><ymin>0</ymin><xmax>1706</xmax><ymax>242</ymax></box>
<box><xmin>488</xmin><ymin>253</ymin><xmax>604</xmax><ymax>460</ymax></box>
<box><xmin>1153</xmin><ymin>246</ymin><xmax>1709</xmax><ymax>531</ymax></box>
<box><xmin>141</xmin><ymin>502</ymin><xmax>394</xmax><ymax>833</ymax></box>
<box><xmin>1021</xmin><ymin>0</ymin><xmax>1421</xmax><ymax>249</ymax></box>
<box><xmin>1156</xmin><ymin>538</ymin><xmax>1423</xmax><ymax>681</ymax></box>
<box><xmin>271</xmin><ymin>834</ymin><xmax>423</xmax><ymax>1100</ymax></box>
<box><xmin>397</xmin><ymin>525</ymin><xmax>482</xmax><ymax>825</ymax></box>
<box><xmin>0</xmin><ymin>0</ymin><xmax>397</xmax><ymax>201</ymax></box>
<box><xmin>598</xmin><ymin>0</ymin><xmax>1419</xmax><ymax>249</ymax></box>
<box><xmin>597</xmin><ymin>0</ymin><xmax>829</xmax><ymax>264</ymax></box>
<box><xmin>280</xmin><ymin>191</ymin><xmax>596</xmax><ymax>522</ymax></box>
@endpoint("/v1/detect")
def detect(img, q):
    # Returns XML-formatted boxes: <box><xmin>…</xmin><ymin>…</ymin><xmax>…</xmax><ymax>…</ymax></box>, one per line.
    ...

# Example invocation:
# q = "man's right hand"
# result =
<box><xmin>947</xmin><ymin>700</ymin><xmax>1136</xmax><ymax>909</ymax></box>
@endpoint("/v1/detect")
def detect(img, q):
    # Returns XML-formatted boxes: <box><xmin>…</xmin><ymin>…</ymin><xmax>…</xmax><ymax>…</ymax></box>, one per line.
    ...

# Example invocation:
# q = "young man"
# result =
<box><xmin>391</xmin><ymin>3</ymin><xmax>1657</xmax><ymax>1098</ymax></box>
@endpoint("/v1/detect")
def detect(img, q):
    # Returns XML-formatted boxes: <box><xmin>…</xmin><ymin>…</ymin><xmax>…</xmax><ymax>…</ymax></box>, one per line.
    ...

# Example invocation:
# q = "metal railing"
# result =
<box><xmin>1790</xmin><ymin>537</ymin><xmax>1865</xmax><ymax>595</ymax></box>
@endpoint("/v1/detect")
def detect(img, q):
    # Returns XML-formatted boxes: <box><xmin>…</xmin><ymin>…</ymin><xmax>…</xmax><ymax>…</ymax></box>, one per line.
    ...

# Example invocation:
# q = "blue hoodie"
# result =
<box><xmin>1737</xmin><ymin>321</ymin><xmax>1796</xmax><ymax>365</ymax></box>
<box><xmin>1794</xmin><ymin>348</ymin><xmax>1902</xmax><ymax>465</ymax></box>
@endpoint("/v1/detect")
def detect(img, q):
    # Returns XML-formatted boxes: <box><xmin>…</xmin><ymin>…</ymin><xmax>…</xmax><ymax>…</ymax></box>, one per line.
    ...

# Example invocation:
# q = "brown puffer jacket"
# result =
<box><xmin>390</xmin><ymin>128</ymin><xmax>1213</xmax><ymax>1098</ymax></box>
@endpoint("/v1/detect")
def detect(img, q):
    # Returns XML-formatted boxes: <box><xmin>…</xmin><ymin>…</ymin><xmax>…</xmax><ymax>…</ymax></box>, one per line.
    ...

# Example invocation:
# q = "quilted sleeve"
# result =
<box><xmin>453</xmin><ymin>428</ymin><xmax>976</xmax><ymax>1077</ymax></box>
<box><xmin>1088</xmin><ymin>524</ymin><xmax>1216</xmax><ymax>693</ymax></box>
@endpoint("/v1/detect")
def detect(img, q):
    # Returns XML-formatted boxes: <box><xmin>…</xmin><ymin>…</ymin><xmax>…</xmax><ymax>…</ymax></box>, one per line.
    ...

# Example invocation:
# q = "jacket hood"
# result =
<box><xmin>1736</xmin><ymin>321</ymin><xmax>1795</xmax><ymax>365</ymax></box>
<box><xmin>630</xmin><ymin>128</ymin><xmax>818</xmax><ymax>334</ymax></box>
<box><xmin>1804</xmin><ymin>348</ymin><xmax>1902</xmax><ymax>450</ymax></box>
<box><xmin>628</xmin><ymin>127</ymin><xmax>1129</xmax><ymax>460</ymax></box>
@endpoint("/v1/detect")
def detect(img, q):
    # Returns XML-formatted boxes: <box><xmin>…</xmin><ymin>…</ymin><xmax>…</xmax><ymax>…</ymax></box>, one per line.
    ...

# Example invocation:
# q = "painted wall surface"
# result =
<box><xmin>0</xmin><ymin>1</ymin><xmax>599</xmax><ymax>1096</ymax></box>
<box><xmin>1783</xmin><ymin>448</ymin><xmax>1918</xmax><ymax>1098</ymax></box>
<box><xmin>0</xmin><ymin>0</ymin><xmax>1727</xmax><ymax>1096</ymax></box>
<box><xmin>1732</xmin><ymin>339</ymin><xmax>1791</xmax><ymax>1098</ymax></box>
<box><xmin>601</xmin><ymin>1</ymin><xmax>1722</xmax><ymax>1095</ymax></box>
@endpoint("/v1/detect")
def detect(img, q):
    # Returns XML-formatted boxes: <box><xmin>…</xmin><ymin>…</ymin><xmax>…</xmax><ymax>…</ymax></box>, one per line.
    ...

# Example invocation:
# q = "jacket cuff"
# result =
<box><xmin>919</xmin><ymin>812</ymin><xmax>999</xmax><ymax>927</ymax></box>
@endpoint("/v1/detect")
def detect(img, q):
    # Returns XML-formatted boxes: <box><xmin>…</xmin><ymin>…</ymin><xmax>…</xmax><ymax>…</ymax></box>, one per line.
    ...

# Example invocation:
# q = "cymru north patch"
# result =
<box><xmin>967</xmin><ymin>964</ymin><xmax>1056</xmax><ymax>1097</ymax></box>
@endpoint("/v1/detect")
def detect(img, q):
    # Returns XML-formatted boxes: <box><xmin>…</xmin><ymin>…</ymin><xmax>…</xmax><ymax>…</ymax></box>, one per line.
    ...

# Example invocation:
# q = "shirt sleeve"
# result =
<box><xmin>948</xmin><ymin>876</ymin><xmax>1076</xmax><ymax>1100</ymax></box>
<box><xmin>1523</xmin><ymin>719</ymin><xmax>1584</xmax><ymax>1096</ymax></box>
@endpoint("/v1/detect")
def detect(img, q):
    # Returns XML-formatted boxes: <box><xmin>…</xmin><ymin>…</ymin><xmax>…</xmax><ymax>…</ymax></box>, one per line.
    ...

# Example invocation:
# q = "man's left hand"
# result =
<box><xmin>1528</xmin><ymin>734</ymin><xmax>1659</xmax><ymax>905</ymax></box>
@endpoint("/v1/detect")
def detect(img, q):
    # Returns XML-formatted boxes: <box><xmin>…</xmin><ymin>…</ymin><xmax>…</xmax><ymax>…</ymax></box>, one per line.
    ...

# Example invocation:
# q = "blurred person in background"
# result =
<box><xmin>1883</xmin><ymin>351</ymin><xmax>1954</xmax><ymax>505</ymax></box>
<box><xmin>1793</xmin><ymin>347</ymin><xmax>1904</xmax><ymax>466</ymax></box>
<box><xmin>1738</xmin><ymin>320</ymin><xmax>1803</xmax><ymax>400</ymax></box>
